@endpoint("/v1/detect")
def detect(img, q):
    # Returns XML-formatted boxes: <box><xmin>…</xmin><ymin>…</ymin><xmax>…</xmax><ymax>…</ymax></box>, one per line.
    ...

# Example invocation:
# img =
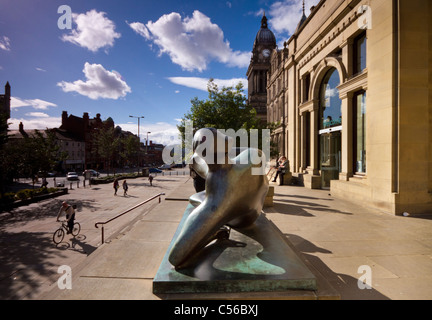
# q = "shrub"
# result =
<box><xmin>0</xmin><ymin>192</ymin><xmax>15</xmax><ymax>204</ymax></box>
<box><xmin>15</xmin><ymin>189</ymin><xmax>31</xmax><ymax>200</ymax></box>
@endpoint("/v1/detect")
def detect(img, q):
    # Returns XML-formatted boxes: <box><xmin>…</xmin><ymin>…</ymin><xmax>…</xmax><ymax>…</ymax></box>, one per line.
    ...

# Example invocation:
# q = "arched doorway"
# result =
<box><xmin>319</xmin><ymin>68</ymin><xmax>341</xmax><ymax>188</ymax></box>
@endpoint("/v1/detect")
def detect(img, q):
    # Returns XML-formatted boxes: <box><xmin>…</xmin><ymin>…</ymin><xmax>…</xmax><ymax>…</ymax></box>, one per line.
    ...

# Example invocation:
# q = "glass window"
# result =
<box><xmin>319</xmin><ymin>68</ymin><xmax>341</xmax><ymax>130</ymax></box>
<box><xmin>303</xmin><ymin>73</ymin><xmax>310</xmax><ymax>103</ymax></box>
<box><xmin>354</xmin><ymin>91</ymin><xmax>366</xmax><ymax>173</ymax></box>
<box><xmin>354</xmin><ymin>32</ymin><xmax>367</xmax><ymax>74</ymax></box>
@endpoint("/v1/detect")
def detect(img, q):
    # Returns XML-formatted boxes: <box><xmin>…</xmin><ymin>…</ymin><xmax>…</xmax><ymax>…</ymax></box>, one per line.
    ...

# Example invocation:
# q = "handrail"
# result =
<box><xmin>95</xmin><ymin>192</ymin><xmax>165</xmax><ymax>244</ymax></box>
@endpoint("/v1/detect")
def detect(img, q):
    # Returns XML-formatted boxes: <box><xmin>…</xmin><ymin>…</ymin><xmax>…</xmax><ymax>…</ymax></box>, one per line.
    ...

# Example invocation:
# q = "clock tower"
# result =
<box><xmin>246</xmin><ymin>12</ymin><xmax>276</xmax><ymax>122</ymax></box>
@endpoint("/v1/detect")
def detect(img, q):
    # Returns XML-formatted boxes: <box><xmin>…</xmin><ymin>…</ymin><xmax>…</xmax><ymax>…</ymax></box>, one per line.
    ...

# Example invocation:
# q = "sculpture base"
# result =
<box><xmin>153</xmin><ymin>204</ymin><xmax>316</xmax><ymax>294</ymax></box>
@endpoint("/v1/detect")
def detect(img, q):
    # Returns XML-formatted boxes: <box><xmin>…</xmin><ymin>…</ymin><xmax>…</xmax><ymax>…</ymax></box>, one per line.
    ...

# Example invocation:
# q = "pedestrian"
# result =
<box><xmin>42</xmin><ymin>177</ymin><xmax>48</xmax><ymax>188</ymax></box>
<box><xmin>56</xmin><ymin>201</ymin><xmax>76</xmax><ymax>234</ymax></box>
<box><xmin>148</xmin><ymin>175</ymin><xmax>153</xmax><ymax>186</ymax></box>
<box><xmin>123</xmin><ymin>180</ymin><xmax>128</xmax><ymax>196</ymax></box>
<box><xmin>272</xmin><ymin>156</ymin><xmax>288</xmax><ymax>184</ymax></box>
<box><xmin>113</xmin><ymin>178</ymin><xmax>119</xmax><ymax>195</ymax></box>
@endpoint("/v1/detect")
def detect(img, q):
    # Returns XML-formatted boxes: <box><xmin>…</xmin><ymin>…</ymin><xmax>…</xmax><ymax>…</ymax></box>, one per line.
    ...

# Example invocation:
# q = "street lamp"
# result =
<box><xmin>146</xmin><ymin>132</ymin><xmax>151</xmax><ymax>154</ymax></box>
<box><xmin>129</xmin><ymin>115</ymin><xmax>144</xmax><ymax>171</ymax></box>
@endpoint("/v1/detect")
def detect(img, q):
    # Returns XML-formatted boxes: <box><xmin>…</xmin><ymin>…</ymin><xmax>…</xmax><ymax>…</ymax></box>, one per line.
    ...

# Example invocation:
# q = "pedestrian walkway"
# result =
<box><xmin>0</xmin><ymin>174</ymin><xmax>190</xmax><ymax>300</ymax></box>
<box><xmin>265</xmin><ymin>182</ymin><xmax>432</xmax><ymax>300</ymax></box>
<box><xmin>40</xmin><ymin>179</ymin><xmax>432</xmax><ymax>300</ymax></box>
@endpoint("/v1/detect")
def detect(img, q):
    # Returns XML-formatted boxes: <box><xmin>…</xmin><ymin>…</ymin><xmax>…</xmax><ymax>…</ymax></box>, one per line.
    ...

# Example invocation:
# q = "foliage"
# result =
<box><xmin>2</xmin><ymin>187</ymin><xmax>59</xmax><ymax>202</ymax></box>
<box><xmin>120</xmin><ymin>134</ymin><xmax>140</xmax><ymax>166</ymax></box>
<box><xmin>178</xmin><ymin>79</ymin><xmax>261</xmax><ymax>135</ymax></box>
<box><xmin>1</xmin><ymin>128</ymin><xmax>67</xmax><ymax>183</ymax></box>
<box><xmin>177</xmin><ymin>79</ymin><xmax>279</xmax><ymax>155</ymax></box>
<box><xmin>91</xmin><ymin>126</ymin><xmax>120</xmax><ymax>174</ymax></box>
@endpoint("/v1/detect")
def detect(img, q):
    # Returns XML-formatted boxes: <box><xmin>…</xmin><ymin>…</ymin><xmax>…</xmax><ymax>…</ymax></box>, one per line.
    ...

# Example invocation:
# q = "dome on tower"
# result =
<box><xmin>254</xmin><ymin>12</ymin><xmax>276</xmax><ymax>48</ymax></box>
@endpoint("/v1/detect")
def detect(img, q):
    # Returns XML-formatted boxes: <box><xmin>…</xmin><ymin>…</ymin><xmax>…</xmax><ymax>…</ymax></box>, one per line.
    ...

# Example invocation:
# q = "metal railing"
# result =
<box><xmin>95</xmin><ymin>192</ymin><xmax>165</xmax><ymax>244</ymax></box>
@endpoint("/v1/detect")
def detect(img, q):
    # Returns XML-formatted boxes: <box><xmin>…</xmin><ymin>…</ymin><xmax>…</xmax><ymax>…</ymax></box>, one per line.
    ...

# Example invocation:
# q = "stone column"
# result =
<box><xmin>339</xmin><ymin>91</ymin><xmax>353</xmax><ymax>181</ymax></box>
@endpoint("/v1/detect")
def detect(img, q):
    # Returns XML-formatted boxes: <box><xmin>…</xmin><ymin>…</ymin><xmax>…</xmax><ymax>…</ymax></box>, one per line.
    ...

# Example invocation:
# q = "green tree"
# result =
<box><xmin>178</xmin><ymin>80</ymin><xmax>261</xmax><ymax>133</ymax></box>
<box><xmin>0</xmin><ymin>113</ymin><xmax>10</xmax><ymax>196</ymax></box>
<box><xmin>177</xmin><ymin>79</ymin><xmax>278</xmax><ymax>155</ymax></box>
<box><xmin>2</xmin><ymin>128</ymin><xmax>66</xmax><ymax>186</ymax></box>
<box><xmin>120</xmin><ymin>134</ymin><xmax>140</xmax><ymax>167</ymax></box>
<box><xmin>92</xmin><ymin>126</ymin><xmax>120</xmax><ymax>175</ymax></box>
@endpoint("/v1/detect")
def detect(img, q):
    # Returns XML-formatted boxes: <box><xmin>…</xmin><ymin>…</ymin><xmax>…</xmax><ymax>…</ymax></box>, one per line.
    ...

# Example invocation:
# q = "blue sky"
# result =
<box><xmin>0</xmin><ymin>0</ymin><xmax>317</xmax><ymax>145</ymax></box>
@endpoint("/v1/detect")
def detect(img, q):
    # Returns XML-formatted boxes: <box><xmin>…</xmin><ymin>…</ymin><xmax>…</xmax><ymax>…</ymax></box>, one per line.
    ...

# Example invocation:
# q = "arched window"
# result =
<box><xmin>319</xmin><ymin>68</ymin><xmax>341</xmax><ymax>130</ymax></box>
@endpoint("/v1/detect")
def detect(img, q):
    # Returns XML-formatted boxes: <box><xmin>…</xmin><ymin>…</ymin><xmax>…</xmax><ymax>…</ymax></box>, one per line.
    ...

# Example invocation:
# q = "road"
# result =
<box><xmin>0</xmin><ymin>173</ymin><xmax>190</xmax><ymax>300</ymax></box>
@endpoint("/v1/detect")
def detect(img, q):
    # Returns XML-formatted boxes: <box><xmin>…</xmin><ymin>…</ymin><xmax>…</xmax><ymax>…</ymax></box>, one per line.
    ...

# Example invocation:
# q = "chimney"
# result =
<box><xmin>83</xmin><ymin>112</ymin><xmax>89</xmax><ymax>126</ymax></box>
<box><xmin>4</xmin><ymin>81</ymin><xmax>10</xmax><ymax>118</ymax></box>
<box><xmin>62</xmin><ymin>111</ymin><xmax>68</xmax><ymax>126</ymax></box>
<box><xmin>5</xmin><ymin>81</ymin><xmax>10</xmax><ymax>98</ymax></box>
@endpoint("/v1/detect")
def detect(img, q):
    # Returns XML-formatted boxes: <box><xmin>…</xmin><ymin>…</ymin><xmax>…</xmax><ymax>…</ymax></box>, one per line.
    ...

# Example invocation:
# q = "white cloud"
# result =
<box><xmin>168</xmin><ymin>77</ymin><xmax>247</xmax><ymax>91</ymax></box>
<box><xmin>269</xmin><ymin>0</ymin><xmax>319</xmax><ymax>37</ymax></box>
<box><xmin>36</xmin><ymin>67</ymin><xmax>47</xmax><ymax>72</ymax></box>
<box><xmin>117</xmin><ymin>121</ymin><xmax>181</xmax><ymax>146</ymax></box>
<box><xmin>129</xmin><ymin>10</ymin><xmax>250</xmax><ymax>72</ymax></box>
<box><xmin>9</xmin><ymin>117</ymin><xmax>62</xmax><ymax>130</ymax></box>
<box><xmin>0</xmin><ymin>36</ymin><xmax>11</xmax><ymax>51</ymax></box>
<box><xmin>127</xmin><ymin>21</ymin><xmax>151</xmax><ymax>40</ymax></box>
<box><xmin>11</xmin><ymin>97</ymin><xmax>57</xmax><ymax>110</ymax></box>
<box><xmin>25</xmin><ymin>112</ymin><xmax>50</xmax><ymax>118</ymax></box>
<box><xmin>62</xmin><ymin>9</ymin><xmax>121</xmax><ymax>52</ymax></box>
<box><xmin>57</xmin><ymin>62</ymin><xmax>131</xmax><ymax>100</ymax></box>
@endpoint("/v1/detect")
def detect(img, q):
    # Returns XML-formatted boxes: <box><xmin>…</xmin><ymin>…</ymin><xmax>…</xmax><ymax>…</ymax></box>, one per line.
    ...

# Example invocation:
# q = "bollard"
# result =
<box><xmin>70</xmin><ymin>182</ymin><xmax>72</xmax><ymax>190</ymax></box>
<box><xmin>77</xmin><ymin>181</ymin><xmax>79</xmax><ymax>188</ymax></box>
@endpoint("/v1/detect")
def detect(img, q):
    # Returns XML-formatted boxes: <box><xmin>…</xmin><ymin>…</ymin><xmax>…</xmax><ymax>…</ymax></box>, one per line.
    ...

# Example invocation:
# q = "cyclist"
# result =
<box><xmin>56</xmin><ymin>201</ymin><xmax>76</xmax><ymax>234</ymax></box>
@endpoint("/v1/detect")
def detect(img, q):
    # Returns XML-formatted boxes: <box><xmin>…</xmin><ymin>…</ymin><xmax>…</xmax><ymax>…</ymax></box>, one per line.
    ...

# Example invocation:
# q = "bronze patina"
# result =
<box><xmin>168</xmin><ymin>128</ymin><xmax>269</xmax><ymax>268</ymax></box>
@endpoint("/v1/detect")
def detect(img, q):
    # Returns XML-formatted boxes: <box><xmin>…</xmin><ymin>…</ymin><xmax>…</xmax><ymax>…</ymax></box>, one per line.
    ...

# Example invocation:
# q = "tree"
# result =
<box><xmin>121</xmin><ymin>134</ymin><xmax>140</xmax><ymax>167</ymax></box>
<box><xmin>2</xmin><ymin>128</ymin><xmax>66</xmax><ymax>187</ymax></box>
<box><xmin>0</xmin><ymin>113</ymin><xmax>10</xmax><ymax>195</ymax></box>
<box><xmin>92</xmin><ymin>126</ymin><xmax>120</xmax><ymax>175</ymax></box>
<box><xmin>178</xmin><ymin>80</ymin><xmax>261</xmax><ymax>133</ymax></box>
<box><xmin>177</xmin><ymin>79</ymin><xmax>278</xmax><ymax>156</ymax></box>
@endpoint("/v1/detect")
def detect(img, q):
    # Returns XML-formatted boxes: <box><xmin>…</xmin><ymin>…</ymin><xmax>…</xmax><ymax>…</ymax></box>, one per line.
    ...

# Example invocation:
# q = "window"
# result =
<box><xmin>303</xmin><ymin>73</ymin><xmax>310</xmax><ymax>103</ymax></box>
<box><xmin>354</xmin><ymin>32</ymin><xmax>367</xmax><ymax>74</ymax></box>
<box><xmin>354</xmin><ymin>91</ymin><xmax>366</xmax><ymax>173</ymax></box>
<box><xmin>319</xmin><ymin>68</ymin><xmax>341</xmax><ymax>130</ymax></box>
<box><xmin>305</xmin><ymin>112</ymin><xmax>311</xmax><ymax>167</ymax></box>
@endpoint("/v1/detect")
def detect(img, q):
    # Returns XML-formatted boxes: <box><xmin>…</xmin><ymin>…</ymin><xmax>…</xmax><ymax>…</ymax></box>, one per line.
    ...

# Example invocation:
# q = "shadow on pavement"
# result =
<box><xmin>0</xmin><ymin>231</ymin><xmax>66</xmax><ymax>299</ymax></box>
<box><xmin>272</xmin><ymin>197</ymin><xmax>352</xmax><ymax>216</ymax></box>
<box><xmin>285</xmin><ymin>233</ymin><xmax>390</xmax><ymax>300</ymax></box>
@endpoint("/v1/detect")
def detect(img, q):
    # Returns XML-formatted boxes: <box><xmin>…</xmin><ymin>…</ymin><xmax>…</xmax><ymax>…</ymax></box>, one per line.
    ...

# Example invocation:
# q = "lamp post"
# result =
<box><xmin>129</xmin><ymin>115</ymin><xmax>144</xmax><ymax>172</ymax></box>
<box><xmin>146</xmin><ymin>132</ymin><xmax>151</xmax><ymax>154</ymax></box>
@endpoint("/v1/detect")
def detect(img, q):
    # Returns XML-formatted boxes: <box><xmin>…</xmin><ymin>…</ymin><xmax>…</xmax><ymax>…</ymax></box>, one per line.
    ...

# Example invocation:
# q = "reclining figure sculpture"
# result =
<box><xmin>168</xmin><ymin>128</ymin><xmax>269</xmax><ymax>269</ymax></box>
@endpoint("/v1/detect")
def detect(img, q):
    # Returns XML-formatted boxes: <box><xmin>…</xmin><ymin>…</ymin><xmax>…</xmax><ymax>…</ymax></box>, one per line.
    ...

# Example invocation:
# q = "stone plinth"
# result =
<box><xmin>153</xmin><ymin>203</ymin><xmax>316</xmax><ymax>294</ymax></box>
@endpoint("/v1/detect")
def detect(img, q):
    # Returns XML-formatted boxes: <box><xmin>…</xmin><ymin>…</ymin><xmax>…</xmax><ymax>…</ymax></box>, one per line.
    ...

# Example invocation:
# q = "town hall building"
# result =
<box><xmin>249</xmin><ymin>0</ymin><xmax>432</xmax><ymax>215</ymax></box>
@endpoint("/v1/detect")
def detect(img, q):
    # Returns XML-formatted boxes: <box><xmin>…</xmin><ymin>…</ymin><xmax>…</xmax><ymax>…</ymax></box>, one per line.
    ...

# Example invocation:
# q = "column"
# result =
<box><xmin>309</xmin><ymin>108</ymin><xmax>319</xmax><ymax>175</ymax></box>
<box><xmin>300</xmin><ymin>112</ymin><xmax>305</xmax><ymax>172</ymax></box>
<box><xmin>340</xmin><ymin>92</ymin><xmax>353</xmax><ymax>180</ymax></box>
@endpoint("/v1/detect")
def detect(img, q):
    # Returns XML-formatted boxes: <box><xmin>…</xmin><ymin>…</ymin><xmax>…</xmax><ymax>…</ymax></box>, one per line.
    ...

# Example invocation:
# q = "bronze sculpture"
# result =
<box><xmin>168</xmin><ymin>128</ymin><xmax>269</xmax><ymax>268</ymax></box>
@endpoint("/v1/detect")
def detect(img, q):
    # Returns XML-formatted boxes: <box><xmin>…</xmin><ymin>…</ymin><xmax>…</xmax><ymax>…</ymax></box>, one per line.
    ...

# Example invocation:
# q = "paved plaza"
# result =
<box><xmin>1</xmin><ymin>174</ymin><xmax>432</xmax><ymax>300</ymax></box>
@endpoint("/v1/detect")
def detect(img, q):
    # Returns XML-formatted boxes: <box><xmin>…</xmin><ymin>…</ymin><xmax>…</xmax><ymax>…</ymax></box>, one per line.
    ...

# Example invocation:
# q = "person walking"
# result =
<box><xmin>122</xmin><ymin>180</ymin><xmax>128</xmax><ymax>196</ymax></box>
<box><xmin>113</xmin><ymin>178</ymin><xmax>119</xmax><ymax>195</ymax></box>
<box><xmin>148</xmin><ymin>175</ymin><xmax>154</xmax><ymax>186</ymax></box>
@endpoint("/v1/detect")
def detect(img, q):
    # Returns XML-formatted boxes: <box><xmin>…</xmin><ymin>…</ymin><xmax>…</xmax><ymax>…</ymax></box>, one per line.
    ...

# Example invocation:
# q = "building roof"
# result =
<box><xmin>254</xmin><ymin>12</ymin><xmax>276</xmax><ymax>48</ymax></box>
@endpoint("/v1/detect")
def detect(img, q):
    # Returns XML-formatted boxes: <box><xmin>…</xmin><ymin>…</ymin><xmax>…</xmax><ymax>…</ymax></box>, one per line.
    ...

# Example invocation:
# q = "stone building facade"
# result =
<box><xmin>263</xmin><ymin>0</ymin><xmax>432</xmax><ymax>215</ymax></box>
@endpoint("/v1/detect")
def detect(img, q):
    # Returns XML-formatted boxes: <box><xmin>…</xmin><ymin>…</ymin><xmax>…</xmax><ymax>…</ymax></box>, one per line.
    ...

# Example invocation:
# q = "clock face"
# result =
<box><xmin>262</xmin><ymin>49</ymin><xmax>271</xmax><ymax>57</ymax></box>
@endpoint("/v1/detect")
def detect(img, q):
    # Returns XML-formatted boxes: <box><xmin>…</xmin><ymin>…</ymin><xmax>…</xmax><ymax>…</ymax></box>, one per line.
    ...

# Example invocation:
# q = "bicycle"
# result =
<box><xmin>53</xmin><ymin>220</ymin><xmax>81</xmax><ymax>244</ymax></box>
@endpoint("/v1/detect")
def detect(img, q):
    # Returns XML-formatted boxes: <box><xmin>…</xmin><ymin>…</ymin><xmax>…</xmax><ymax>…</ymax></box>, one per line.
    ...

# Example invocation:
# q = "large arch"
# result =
<box><xmin>305</xmin><ymin>56</ymin><xmax>346</xmax><ymax>189</ymax></box>
<box><xmin>310</xmin><ymin>56</ymin><xmax>347</xmax><ymax>102</ymax></box>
